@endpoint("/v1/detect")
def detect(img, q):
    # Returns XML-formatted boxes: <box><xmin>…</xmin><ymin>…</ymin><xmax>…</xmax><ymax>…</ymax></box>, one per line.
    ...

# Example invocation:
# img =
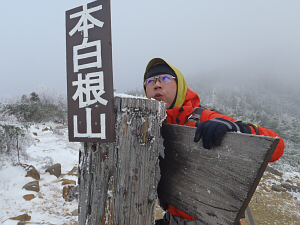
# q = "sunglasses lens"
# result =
<box><xmin>160</xmin><ymin>75</ymin><xmax>173</xmax><ymax>83</ymax></box>
<box><xmin>145</xmin><ymin>78</ymin><xmax>155</xmax><ymax>86</ymax></box>
<box><xmin>145</xmin><ymin>75</ymin><xmax>175</xmax><ymax>87</ymax></box>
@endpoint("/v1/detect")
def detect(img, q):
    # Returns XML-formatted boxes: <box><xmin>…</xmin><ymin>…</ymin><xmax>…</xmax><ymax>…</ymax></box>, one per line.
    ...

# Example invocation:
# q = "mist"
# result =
<box><xmin>0</xmin><ymin>1</ymin><xmax>299</xmax><ymax>98</ymax></box>
<box><xmin>112</xmin><ymin>0</ymin><xmax>300</xmax><ymax>94</ymax></box>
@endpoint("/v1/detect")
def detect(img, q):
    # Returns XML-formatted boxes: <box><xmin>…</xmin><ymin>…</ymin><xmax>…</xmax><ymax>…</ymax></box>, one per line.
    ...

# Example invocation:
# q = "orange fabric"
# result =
<box><xmin>166</xmin><ymin>88</ymin><xmax>200</xmax><ymax>125</ymax></box>
<box><xmin>200</xmin><ymin>109</ymin><xmax>285</xmax><ymax>162</ymax></box>
<box><xmin>165</xmin><ymin>88</ymin><xmax>284</xmax><ymax>220</ymax></box>
<box><xmin>168</xmin><ymin>205</ymin><xmax>196</xmax><ymax>220</ymax></box>
<box><xmin>199</xmin><ymin>109</ymin><xmax>238</xmax><ymax>123</ymax></box>
<box><xmin>249</xmin><ymin>126</ymin><xmax>285</xmax><ymax>162</ymax></box>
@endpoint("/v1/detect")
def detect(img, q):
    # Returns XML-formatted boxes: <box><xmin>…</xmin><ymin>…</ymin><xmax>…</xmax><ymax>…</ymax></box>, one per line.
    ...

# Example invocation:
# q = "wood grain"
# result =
<box><xmin>158</xmin><ymin>123</ymin><xmax>279</xmax><ymax>225</ymax></box>
<box><xmin>78</xmin><ymin>97</ymin><xmax>166</xmax><ymax>225</ymax></box>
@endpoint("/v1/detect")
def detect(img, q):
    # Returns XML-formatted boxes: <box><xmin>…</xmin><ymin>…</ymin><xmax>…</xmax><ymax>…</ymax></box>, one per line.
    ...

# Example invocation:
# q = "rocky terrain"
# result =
<box><xmin>241</xmin><ymin>167</ymin><xmax>300</xmax><ymax>225</ymax></box>
<box><xmin>1</xmin><ymin>122</ymin><xmax>299</xmax><ymax>225</ymax></box>
<box><xmin>0</xmin><ymin>123</ymin><xmax>80</xmax><ymax>225</ymax></box>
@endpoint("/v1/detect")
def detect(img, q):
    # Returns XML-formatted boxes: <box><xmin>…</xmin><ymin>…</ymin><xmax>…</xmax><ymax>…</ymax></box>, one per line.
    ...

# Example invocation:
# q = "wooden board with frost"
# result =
<box><xmin>158</xmin><ymin>123</ymin><xmax>279</xmax><ymax>225</ymax></box>
<box><xmin>78</xmin><ymin>96</ymin><xmax>166</xmax><ymax>225</ymax></box>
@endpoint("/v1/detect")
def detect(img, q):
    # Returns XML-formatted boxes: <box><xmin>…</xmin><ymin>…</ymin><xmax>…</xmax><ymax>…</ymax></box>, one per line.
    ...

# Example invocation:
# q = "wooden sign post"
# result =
<box><xmin>158</xmin><ymin>123</ymin><xmax>279</xmax><ymax>225</ymax></box>
<box><xmin>78</xmin><ymin>96</ymin><xmax>166</xmax><ymax>225</ymax></box>
<box><xmin>66</xmin><ymin>0</ymin><xmax>115</xmax><ymax>143</ymax></box>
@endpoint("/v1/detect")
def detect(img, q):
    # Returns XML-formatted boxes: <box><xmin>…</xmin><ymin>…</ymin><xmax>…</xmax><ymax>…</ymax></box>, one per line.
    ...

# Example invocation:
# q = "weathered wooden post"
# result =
<box><xmin>66</xmin><ymin>1</ymin><xmax>166</xmax><ymax>224</ymax></box>
<box><xmin>78</xmin><ymin>96</ymin><xmax>166</xmax><ymax>224</ymax></box>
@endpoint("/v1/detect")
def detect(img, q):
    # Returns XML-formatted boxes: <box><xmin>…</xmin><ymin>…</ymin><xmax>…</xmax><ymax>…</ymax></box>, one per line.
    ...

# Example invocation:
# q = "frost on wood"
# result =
<box><xmin>78</xmin><ymin>96</ymin><xmax>166</xmax><ymax>225</ymax></box>
<box><xmin>158</xmin><ymin>123</ymin><xmax>279</xmax><ymax>225</ymax></box>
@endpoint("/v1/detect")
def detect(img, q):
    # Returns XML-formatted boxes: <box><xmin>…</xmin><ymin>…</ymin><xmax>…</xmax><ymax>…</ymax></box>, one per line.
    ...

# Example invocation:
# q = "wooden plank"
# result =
<box><xmin>78</xmin><ymin>96</ymin><xmax>166</xmax><ymax>225</ymax></box>
<box><xmin>158</xmin><ymin>123</ymin><xmax>279</xmax><ymax>225</ymax></box>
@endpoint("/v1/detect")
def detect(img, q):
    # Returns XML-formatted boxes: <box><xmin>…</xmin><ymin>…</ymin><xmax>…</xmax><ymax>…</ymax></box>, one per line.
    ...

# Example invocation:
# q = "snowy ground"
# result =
<box><xmin>0</xmin><ymin>122</ymin><xmax>80</xmax><ymax>225</ymax></box>
<box><xmin>240</xmin><ymin>170</ymin><xmax>300</xmax><ymax>225</ymax></box>
<box><xmin>1</xmin><ymin>122</ymin><xmax>300</xmax><ymax>224</ymax></box>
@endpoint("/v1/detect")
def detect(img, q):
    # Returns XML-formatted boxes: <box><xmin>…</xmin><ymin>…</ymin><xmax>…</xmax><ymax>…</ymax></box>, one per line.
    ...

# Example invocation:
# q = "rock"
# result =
<box><xmin>265</xmin><ymin>166</ymin><xmax>283</xmax><ymax>177</ymax></box>
<box><xmin>17</xmin><ymin>222</ymin><xmax>26</xmax><ymax>225</ymax></box>
<box><xmin>281</xmin><ymin>183</ymin><xmax>300</xmax><ymax>193</ymax></box>
<box><xmin>23</xmin><ymin>194</ymin><xmax>35</xmax><ymax>201</ymax></box>
<box><xmin>63</xmin><ymin>185</ymin><xmax>79</xmax><ymax>202</ymax></box>
<box><xmin>9</xmin><ymin>213</ymin><xmax>31</xmax><ymax>221</ymax></box>
<box><xmin>61</xmin><ymin>179</ymin><xmax>76</xmax><ymax>186</ymax></box>
<box><xmin>67</xmin><ymin>166</ymin><xmax>78</xmax><ymax>176</ymax></box>
<box><xmin>23</xmin><ymin>181</ymin><xmax>40</xmax><ymax>192</ymax></box>
<box><xmin>32</xmin><ymin>132</ymin><xmax>37</xmax><ymax>136</ymax></box>
<box><xmin>272</xmin><ymin>184</ymin><xmax>287</xmax><ymax>192</ymax></box>
<box><xmin>25</xmin><ymin>165</ymin><xmax>40</xmax><ymax>180</ymax></box>
<box><xmin>20</xmin><ymin>164</ymin><xmax>40</xmax><ymax>180</ymax></box>
<box><xmin>45</xmin><ymin>163</ymin><xmax>61</xmax><ymax>178</ymax></box>
<box><xmin>63</xmin><ymin>178</ymin><xmax>76</xmax><ymax>185</ymax></box>
<box><xmin>71</xmin><ymin>209</ymin><xmax>79</xmax><ymax>216</ymax></box>
<box><xmin>42</xmin><ymin>126</ymin><xmax>52</xmax><ymax>132</ymax></box>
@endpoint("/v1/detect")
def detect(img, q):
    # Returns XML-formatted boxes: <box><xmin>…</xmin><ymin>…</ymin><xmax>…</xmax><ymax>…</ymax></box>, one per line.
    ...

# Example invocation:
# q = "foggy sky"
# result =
<box><xmin>1</xmin><ymin>0</ymin><xmax>300</xmax><ymax>99</ymax></box>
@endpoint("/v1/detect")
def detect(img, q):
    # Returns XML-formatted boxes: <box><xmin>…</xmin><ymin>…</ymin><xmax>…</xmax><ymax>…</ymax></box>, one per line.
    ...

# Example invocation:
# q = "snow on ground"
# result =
<box><xmin>0</xmin><ymin>122</ymin><xmax>80</xmax><ymax>225</ymax></box>
<box><xmin>282</xmin><ymin>172</ymin><xmax>300</xmax><ymax>201</ymax></box>
<box><xmin>242</xmin><ymin>170</ymin><xmax>300</xmax><ymax>225</ymax></box>
<box><xmin>1</xmin><ymin>122</ymin><xmax>300</xmax><ymax>224</ymax></box>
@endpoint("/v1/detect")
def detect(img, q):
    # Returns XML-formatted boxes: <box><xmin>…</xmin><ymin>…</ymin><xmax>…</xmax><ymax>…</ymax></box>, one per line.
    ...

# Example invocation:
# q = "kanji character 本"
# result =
<box><xmin>69</xmin><ymin>4</ymin><xmax>104</xmax><ymax>40</ymax></box>
<box><xmin>72</xmin><ymin>71</ymin><xmax>108</xmax><ymax>108</ymax></box>
<box><xmin>69</xmin><ymin>3</ymin><xmax>104</xmax><ymax>72</ymax></box>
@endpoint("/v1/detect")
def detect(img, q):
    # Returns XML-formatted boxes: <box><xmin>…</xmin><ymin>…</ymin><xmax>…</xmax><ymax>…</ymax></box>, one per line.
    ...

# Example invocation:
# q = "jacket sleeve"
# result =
<box><xmin>250</xmin><ymin>126</ymin><xmax>284</xmax><ymax>162</ymax></box>
<box><xmin>199</xmin><ymin>109</ymin><xmax>284</xmax><ymax>162</ymax></box>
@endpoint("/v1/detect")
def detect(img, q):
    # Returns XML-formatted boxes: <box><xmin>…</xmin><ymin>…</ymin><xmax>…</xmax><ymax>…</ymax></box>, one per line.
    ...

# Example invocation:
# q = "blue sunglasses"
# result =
<box><xmin>144</xmin><ymin>74</ymin><xmax>176</xmax><ymax>87</ymax></box>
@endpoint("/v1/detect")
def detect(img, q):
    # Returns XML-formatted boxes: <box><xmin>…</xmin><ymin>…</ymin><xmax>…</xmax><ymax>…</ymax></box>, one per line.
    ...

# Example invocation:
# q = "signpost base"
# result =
<box><xmin>78</xmin><ymin>96</ymin><xmax>166</xmax><ymax>225</ymax></box>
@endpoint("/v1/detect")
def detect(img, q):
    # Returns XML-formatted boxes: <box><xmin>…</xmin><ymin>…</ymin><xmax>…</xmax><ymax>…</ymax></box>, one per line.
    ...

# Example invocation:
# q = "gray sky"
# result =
<box><xmin>1</xmin><ymin>0</ymin><xmax>300</xmax><ymax>99</ymax></box>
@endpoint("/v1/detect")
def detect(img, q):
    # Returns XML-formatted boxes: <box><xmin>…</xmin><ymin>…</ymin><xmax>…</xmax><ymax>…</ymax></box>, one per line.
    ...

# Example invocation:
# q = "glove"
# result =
<box><xmin>194</xmin><ymin>118</ymin><xmax>251</xmax><ymax>149</ymax></box>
